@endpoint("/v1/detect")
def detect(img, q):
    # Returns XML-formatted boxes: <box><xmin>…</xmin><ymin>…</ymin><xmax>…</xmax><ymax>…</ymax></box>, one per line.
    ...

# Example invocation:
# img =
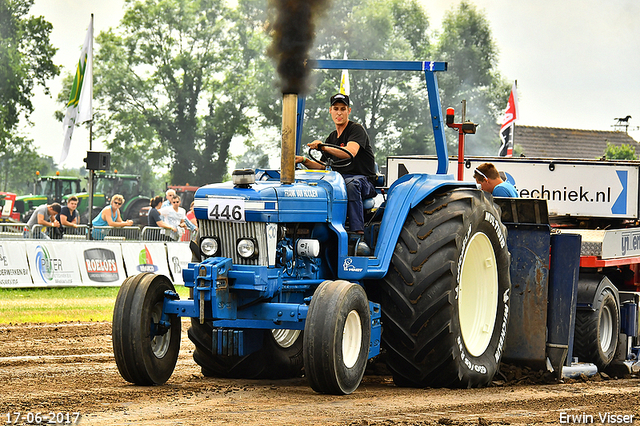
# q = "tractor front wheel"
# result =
<box><xmin>303</xmin><ymin>280</ymin><xmax>371</xmax><ymax>395</ymax></box>
<box><xmin>112</xmin><ymin>273</ymin><xmax>181</xmax><ymax>385</ymax></box>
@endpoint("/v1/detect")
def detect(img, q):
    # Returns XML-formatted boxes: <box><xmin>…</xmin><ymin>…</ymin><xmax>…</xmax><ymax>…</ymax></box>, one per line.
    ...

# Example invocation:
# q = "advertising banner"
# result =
<box><xmin>386</xmin><ymin>156</ymin><xmax>639</xmax><ymax>219</ymax></box>
<box><xmin>0</xmin><ymin>241</ymin><xmax>32</xmax><ymax>287</ymax></box>
<box><xmin>165</xmin><ymin>242</ymin><xmax>192</xmax><ymax>284</ymax></box>
<box><xmin>25</xmin><ymin>241</ymin><xmax>82</xmax><ymax>287</ymax></box>
<box><xmin>77</xmin><ymin>242</ymin><xmax>126</xmax><ymax>286</ymax></box>
<box><xmin>121</xmin><ymin>243</ymin><xmax>171</xmax><ymax>279</ymax></box>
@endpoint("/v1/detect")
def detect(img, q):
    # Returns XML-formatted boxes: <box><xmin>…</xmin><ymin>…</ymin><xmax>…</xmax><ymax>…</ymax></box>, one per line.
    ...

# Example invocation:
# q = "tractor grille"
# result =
<box><xmin>198</xmin><ymin>220</ymin><xmax>268</xmax><ymax>266</ymax></box>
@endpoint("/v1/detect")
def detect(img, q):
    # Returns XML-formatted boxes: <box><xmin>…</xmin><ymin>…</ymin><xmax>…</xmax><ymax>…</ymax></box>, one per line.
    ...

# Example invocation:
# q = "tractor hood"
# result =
<box><xmin>193</xmin><ymin>170</ymin><xmax>347</xmax><ymax>223</ymax></box>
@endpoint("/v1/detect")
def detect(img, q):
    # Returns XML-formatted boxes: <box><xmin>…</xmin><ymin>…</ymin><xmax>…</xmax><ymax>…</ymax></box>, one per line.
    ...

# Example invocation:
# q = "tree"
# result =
<box><xmin>0</xmin><ymin>136</ymin><xmax>54</xmax><ymax>193</ymax></box>
<box><xmin>0</xmin><ymin>0</ymin><xmax>59</xmax><ymax>192</ymax></box>
<box><xmin>234</xmin><ymin>144</ymin><xmax>270</xmax><ymax>170</ymax></box>
<box><xmin>434</xmin><ymin>1</ymin><xmax>510</xmax><ymax>155</ymax></box>
<box><xmin>90</xmin><ymin>0</ymin><xmax>271</xmax><ymax>186</ymax></box>
<box><xmin>603</xmin><ymin>142</ymin><xmax>637</xmax><ymax>160</ymax></box>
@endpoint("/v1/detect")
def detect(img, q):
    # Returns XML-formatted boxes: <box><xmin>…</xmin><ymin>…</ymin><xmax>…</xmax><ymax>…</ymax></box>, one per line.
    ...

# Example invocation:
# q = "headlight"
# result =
<box><xmin>201</xmin><ymin>237</ymin><xmax>219</xmax><ymax>257</ymax></box>
<box><xmin>237</xmin><ymin>238</ymin><xmax>258</xmax><ymax>259</ymax></box>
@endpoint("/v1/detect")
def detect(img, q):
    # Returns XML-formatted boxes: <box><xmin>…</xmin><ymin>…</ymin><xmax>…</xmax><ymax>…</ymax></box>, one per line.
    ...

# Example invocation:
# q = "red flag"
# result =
<box><xmin>499</xmin><ymin>82</ymin><xmax>518</xmax><ymax>157</ymax></box>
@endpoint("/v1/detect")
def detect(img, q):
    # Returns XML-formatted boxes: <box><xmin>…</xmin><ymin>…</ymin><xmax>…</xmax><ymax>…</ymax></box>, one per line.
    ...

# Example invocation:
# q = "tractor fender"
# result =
<box><xmin>366</xmin><ymin>173</ymin><xmax>476</xmax><ymax>278</ymax></box>
<box><xmin>576</xmin><ymin>273</ymin><xmax>620</xmax><ymax>312</ymax></box>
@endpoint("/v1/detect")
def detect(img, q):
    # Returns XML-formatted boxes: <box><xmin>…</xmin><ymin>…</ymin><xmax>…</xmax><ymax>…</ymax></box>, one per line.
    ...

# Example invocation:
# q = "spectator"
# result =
<box><xmin>182</xmin><ymin>201</ymin><xmax>198</xmax><ymax>242</ymax></box>
<box><xmin>57</xmin><ymin>196</ymin><xmax>80</xmax><ymax>228</ymax></box>
<box><xmin>148</xmin><ymin>196</ymin><xmax>177</xmax><ymax>240</ymax></box>
<box><xmin>186</xmin><ymin>201</ymin><xmax>197</xmax><ymax>228</ymax></box>
<box><xmin>160</xmin><ymin>195</ymin><xmax>195</xmax><ymax>241</ymax></box>
<box><xmin>162</xmin><ymin>188</ymin><xmax>177</xmax><ymax>208</ymax></box>
<box><xmin>473</xmin><ymin>163</ymin><xmax>518</xmax><ymax>197</ymax></box>
<box><xmin>91</xmin><ymin>194</ymin><xmax>134</xmax><ymax>240</ymax></box>
<box><xmin>53</xmin><ymin>196</ymin><xmax>80</xmax><ymax>239</ymax></box>
<box><xmin>27</xmin><ymin>203</ymin><xmax>61</xmax><ymax>239</ymax></box>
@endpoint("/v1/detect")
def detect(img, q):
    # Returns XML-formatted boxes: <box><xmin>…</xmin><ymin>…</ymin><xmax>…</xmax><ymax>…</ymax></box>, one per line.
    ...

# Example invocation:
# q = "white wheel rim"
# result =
<box><xmin>599</xmin><ymin>304</ymin><xmax>613</xmax><ymax>352</ymax></box>
<box><xmin>150</xmin><ymin>303</ymin><xmax>171</xmax><ymax>358</ymax></box>
<box><xmin>459</xmin><ymin>232</ymin><xmax>499</xmax><ymax>357</ymax></box>
<box><xmin>272</xmin><ymin>329</ymin><xmax>301</xmax><ymax>348</ymax></box>
<box><xmin>342</xmin><ymin>310</ymin><xmax>362</xmax><ymax>368</ymax></box>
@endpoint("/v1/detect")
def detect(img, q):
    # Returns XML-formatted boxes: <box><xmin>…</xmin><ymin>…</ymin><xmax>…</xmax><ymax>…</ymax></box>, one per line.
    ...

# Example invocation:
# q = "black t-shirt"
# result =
<box><xmin>56</xmin><ymin>206</ymin><xmax>78</xmax><ymax>225</ymax></box>
<box><xmin>323</xmin><ymin>121</ymin><xmax>376</xmax><ymax>177</ymax></box>
<box><xmin>148</xmin><ymin>208</ymin><xmax>162</xmax><ymax>227</ymax></box>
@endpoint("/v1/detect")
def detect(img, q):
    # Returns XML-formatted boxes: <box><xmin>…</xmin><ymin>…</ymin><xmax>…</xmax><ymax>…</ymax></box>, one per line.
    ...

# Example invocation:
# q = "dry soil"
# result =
<box><xmin>1</xmin><ymin>321</ymin><xmax>639</xmax><ymax>426</ymax></box>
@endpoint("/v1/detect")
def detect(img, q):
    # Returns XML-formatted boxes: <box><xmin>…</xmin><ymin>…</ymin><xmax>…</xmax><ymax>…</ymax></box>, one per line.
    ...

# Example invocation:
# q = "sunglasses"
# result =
<box><xmin>172</xmin><ymin>201</ymin><xmax>181</xmax><ymax>204</ymax></box>
<box><xmin>113</xmin><ymin>201</ymin><xmax>122</xmax><ymax>205</ymax></box>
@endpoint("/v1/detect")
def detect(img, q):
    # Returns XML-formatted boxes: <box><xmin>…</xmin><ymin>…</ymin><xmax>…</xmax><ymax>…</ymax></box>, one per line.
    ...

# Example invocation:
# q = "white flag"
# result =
<box><xmin>340</xmin><ymin>50</ymin><xmax>350</xmax><ymax>95</ymax></box>
<box><xmin>60</xmin><ymin>15</ymin><xmax>93</xmax><ymax>164</ymax></box>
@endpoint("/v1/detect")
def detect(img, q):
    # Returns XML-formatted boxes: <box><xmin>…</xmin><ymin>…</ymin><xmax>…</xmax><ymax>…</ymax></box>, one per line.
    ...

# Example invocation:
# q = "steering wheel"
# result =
<box><xmin>308</xmin><ymin>143</ymin><xmax>354</xmax><ymax>169</ymax></box>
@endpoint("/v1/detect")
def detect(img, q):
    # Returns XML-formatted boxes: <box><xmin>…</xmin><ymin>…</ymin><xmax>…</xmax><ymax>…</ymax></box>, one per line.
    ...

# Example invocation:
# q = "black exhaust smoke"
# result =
<box><xmin>268</xmin><ymin>0</ymin><xmax>330</xmax><ymax>184</ymax></box>
<box><xmin>267</xmin><ymin>0</ymin><xmax>329</xmax><ymax>94</ymax></box>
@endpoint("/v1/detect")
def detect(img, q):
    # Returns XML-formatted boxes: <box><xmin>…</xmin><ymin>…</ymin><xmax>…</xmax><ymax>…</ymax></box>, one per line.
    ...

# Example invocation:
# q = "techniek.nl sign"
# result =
<box><xmin>386</xmin><ymin>157</ymin><xmax>639</xmax><ymax>219</ymax></box>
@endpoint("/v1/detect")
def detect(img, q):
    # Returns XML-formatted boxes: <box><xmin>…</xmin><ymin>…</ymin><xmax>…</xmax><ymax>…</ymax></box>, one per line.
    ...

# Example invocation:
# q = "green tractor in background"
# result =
<box><xmin>16</xmin><ymin>171</ymin><xmax>150</xmax><ymax>226</ymax></box>
<box><xmin>15</xmin><ymin>173</ymin><xmax>86</xmax><ymax>223</ymax></box>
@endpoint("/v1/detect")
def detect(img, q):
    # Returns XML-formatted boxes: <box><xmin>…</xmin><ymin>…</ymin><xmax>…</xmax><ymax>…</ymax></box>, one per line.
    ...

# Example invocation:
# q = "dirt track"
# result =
<box><xmin>1</xmin><ymin>321</ymin><xmax>639</xmax><ymax>426</ymax></box>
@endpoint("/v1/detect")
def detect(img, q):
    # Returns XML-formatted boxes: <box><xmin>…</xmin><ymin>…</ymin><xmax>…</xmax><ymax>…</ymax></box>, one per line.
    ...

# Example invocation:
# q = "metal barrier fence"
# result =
<box><xmin>0</xmin><ymin>223</ymin><xmax>29</xmax><ymax>239</ymax></box>
<box><xmin>0</xmin><ymin>223</ymin><xmax>193</xmax><ymax>242</ymax></box>
<box><xmin>140</xmin><ymin>227</ymin><xmax>193</xmax><ymax>242</ymax></box>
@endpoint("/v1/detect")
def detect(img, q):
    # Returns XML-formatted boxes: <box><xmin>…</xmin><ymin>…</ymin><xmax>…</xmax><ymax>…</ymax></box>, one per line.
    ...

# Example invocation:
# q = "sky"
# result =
<box><xmin>25</xmin><ymin>0</ymin><xmax>640</xmax><ymax>170</ymax></box>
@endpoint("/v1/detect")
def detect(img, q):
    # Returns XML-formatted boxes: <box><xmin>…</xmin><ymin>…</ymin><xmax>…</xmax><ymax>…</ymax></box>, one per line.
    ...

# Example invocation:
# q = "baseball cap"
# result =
<box><xmin>330</xmin><ymin>93</ymin><xmax>350</xmax><ymax>106</ymax></box>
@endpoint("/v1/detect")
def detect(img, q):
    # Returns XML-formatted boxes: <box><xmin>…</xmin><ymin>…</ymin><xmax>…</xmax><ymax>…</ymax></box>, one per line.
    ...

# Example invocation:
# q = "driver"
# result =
<box><xmin>295</xmin><ymin>93</ymin><xmax>377</xmax><ymax>234</ymax></box>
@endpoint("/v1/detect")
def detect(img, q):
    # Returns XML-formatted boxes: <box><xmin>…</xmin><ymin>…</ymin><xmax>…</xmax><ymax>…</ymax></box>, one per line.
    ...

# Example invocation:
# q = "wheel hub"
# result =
<box><xmin>150</xmin><ymin>303</ymin><xmax>172</xmax><ymax>358</ymax></box>
<box><xmin>599</xmin><ymin>304</ymin><xmax>613</xmax><ymax>352</ymax></box>
<box><xmin>272</xmin><ymin>329</ymin><xmax>301</xmax><ymax>349</ymax></box>
<box><xmin>342</xmin><ymin>310</ymin><xmax>362</xmax><ymax>368</ymax></box>
<box><xmin>458</xmin><ymin>232</ymin><xmax>499</xmax><ymax>357</ymax></box>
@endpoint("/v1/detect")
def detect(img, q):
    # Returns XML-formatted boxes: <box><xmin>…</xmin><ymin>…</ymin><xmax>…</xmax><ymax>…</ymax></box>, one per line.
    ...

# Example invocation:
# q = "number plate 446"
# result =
<box><xmin>208</xmin><ymin>198</ymin><xmax>245</xmax><ymax>222</ymax></box>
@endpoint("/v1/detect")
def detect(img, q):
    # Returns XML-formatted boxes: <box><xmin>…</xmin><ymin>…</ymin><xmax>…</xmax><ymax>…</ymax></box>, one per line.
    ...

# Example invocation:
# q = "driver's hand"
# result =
<box><xmin>295</xmin><ymin>155</ymin><xmax>305</xmax><ymax>164</ymax></box>
<box><xmin>307</xmin><ymin>140</ymin><xmax>323</xmax><ymax>150</ymax></box>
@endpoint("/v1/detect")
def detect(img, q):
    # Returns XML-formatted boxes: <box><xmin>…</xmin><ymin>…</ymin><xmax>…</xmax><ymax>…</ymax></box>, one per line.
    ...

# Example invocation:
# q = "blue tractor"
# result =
<box><xmin>112</xmin><ymin>59</ymin><xmax>512</xmax><ymax>394</ymax></box>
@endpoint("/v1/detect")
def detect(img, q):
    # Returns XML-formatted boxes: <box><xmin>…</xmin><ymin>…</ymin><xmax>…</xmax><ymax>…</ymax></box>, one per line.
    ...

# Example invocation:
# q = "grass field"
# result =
<box><xmin>0</xmin><ymin>285</ymin><xmax>190</xmax><ymax>324</ymax></box>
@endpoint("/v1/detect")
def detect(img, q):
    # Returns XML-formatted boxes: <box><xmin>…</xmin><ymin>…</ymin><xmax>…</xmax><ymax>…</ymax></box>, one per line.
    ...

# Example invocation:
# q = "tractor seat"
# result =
<box><xmin>363</xmin><ymin>197</ymin><xmax>376</xmax><ymax>210</ymax></box>
<box><xmin>363</xmin><ymin>171</ymin><xmax>385</xmax><ymax>210</ymax></box>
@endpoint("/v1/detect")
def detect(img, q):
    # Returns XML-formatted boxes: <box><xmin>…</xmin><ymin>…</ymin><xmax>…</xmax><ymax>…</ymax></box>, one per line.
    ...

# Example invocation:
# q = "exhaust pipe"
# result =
<box><xmin>281</xmin><ymin>93</ymin><xmax>298</xmax><ymax>184</ymax></box>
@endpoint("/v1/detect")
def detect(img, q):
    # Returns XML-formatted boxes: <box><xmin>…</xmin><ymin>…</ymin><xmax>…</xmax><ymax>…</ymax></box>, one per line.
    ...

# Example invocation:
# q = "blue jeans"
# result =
<box><xmin>343</xmin><ymin>175</ymin><xmax>377</xmax><ymax>232</ymax></box>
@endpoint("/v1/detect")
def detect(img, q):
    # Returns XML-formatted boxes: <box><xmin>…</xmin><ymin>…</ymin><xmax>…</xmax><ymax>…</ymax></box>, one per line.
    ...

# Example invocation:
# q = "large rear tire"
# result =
<box><xmin>573</xmin><ymin>286</ymin><xmax>619</xmax><ymax>370</ymax></box>
<box><xmin>187</xmin><ymin>320</ymin><xmax>304</xmax><ymax>379</ymax></box>
<box><xmin>303</xmin><ymin>280</ymin><xmax>370</xmax><ymax>395</ymax></box>
<box><xmin>112</xmin><ymin>273</ymin><xmax>181</xmax><ymax>385</ymax></box>
<box><xmin>379</xmin><ymin>189</ymin><xmax>511</xmax><ymax>388</ymax></box>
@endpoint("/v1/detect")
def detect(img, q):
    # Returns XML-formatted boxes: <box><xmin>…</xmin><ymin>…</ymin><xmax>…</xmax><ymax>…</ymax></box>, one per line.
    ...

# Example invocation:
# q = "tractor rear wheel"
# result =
<box><xmin>303</xmin><ymin>280</ymin><xmax>370</xmax><ymax>395</ymax></box>
<box><xmin>112</xmin><ymin>273</ymin><xmax>181</xmax><ymax>385</ymax></box>
<box><xmin>187</xmin><ymin>320</ymin><xmax>304</xmax><ymax>379</ymax></box>
<box><xmin>573</xmin><ymin>285</ymin><xmax>619</xmax><ymax>370</ymax></box>
<box><xmin>379</xmin><ymin>189</ymin><xmax>511</xmax><ymax>388</ymax></box>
